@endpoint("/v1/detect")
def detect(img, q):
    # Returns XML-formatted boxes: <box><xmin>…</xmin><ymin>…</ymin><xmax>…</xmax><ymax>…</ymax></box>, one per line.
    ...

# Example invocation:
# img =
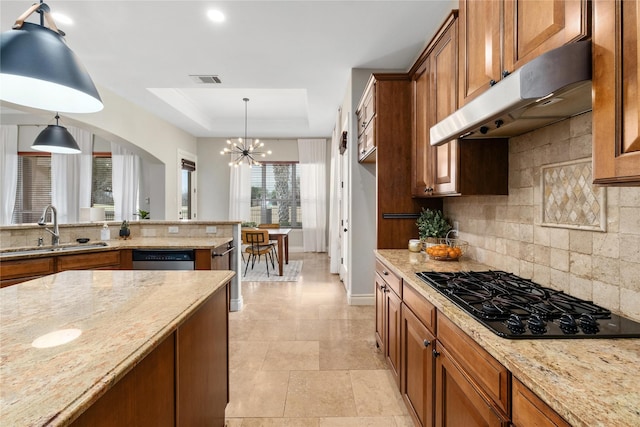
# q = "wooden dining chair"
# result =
<box><xmin>241</xmin><ymin>229</ymin><xmax>276</xmax><ymax>277</ymax></box>
<box><xmin>257</xmin><ymin>223</ymin><xmax>280</xmax><ymax>262</ymax></box>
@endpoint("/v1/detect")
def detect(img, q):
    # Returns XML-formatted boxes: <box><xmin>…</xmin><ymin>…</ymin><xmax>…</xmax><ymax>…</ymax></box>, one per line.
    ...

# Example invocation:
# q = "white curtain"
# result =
<box><xmin>228</xmin><ymin>165</ymin><xmax>251</xmax><ymax>221</ymax></box>
<box><xmin>298</xmin><ymin>138</ymin><xmax>327</xmax><ymax>252</ymax></box>
<box><xmin>0</xmin><ymin>125</ymin><xmax>19</xmax><ymax>225</ymax></box>
<box><xmin>328</xmin><ymin>114</ymin><xmax>342</xmax><ymax>273</ymax></box>
<box><xmin>111</xmin><ymin>143</ymin><xmax>140</xmax><ymax>221</ymax></box>
<box><xmin>51</xmin><ymin>127</ymin><xmax>93</xmax><ymax>223</ymax></box>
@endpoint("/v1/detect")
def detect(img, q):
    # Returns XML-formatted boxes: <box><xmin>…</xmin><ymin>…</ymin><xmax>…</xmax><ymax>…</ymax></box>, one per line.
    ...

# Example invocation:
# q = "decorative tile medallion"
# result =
<box><xmin>541</xmin><ymin>158</ymin><xmax>606</xmax><ymax>231</ymax></box>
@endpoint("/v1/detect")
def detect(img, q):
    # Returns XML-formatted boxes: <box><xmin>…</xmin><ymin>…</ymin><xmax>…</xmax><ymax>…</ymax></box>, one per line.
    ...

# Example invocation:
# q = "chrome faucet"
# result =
<box><xmin>38</xmin><ymin>205</ymin><xmax>60</xmax><ymax>246</ymax></box>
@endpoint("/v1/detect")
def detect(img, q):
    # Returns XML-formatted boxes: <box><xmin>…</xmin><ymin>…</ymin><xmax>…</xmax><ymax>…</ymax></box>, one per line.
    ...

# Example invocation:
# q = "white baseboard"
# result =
<box><xmin>348</xmin><ymin>293</ymin><xmax>375</xmax><ymax>306</ymax></box>
<box><xmin>229</xmin><ymin>297</ymin><xmax>243</xmax><ymax>312</ymax></box>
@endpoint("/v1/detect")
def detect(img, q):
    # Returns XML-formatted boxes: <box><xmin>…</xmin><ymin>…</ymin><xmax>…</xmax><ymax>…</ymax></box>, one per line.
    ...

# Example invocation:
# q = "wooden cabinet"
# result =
<box><xmin>375</xmin><ymin>259</ymin><xmax>402</xmax><ymax>387</ymax></box>
<box><xmin>356</xmin><ymin>79</ymin><xmax>377</xmax><ymax>162</ymax></box>
<box><xmin>0</xmin><ymin>257</ymin><xmax>55</xmax><ymax>288</ymax></box>
<box><xmin>195</xmin><ymin>242</ymin><xmax>233</xmax><ymax>270</ymax></box>
<box><xmin>434</xmin><ymin>342</ymin><xmax>509</xmax><ymax>427</ymax></box>
<box><xmin>592</xmin><ymin>0</ymin><xmax>640</xmax><ymax>185</ymax></box>
<box><xmin>366</xmin><ymin>73</ymin><xmax>443</xmax><ymax>248</ymax></box>
<box><xmin>57</xmin><ymin>250</ymin><xmax>121</xmax><ymax>271</ymax></box>
<box><xmin>411</xmin><ymin>12</ymin><xmax>509</xmax><ymax>197</ymax></box>
<box><xmin>72</xmin><ymin>283</ymin><xmax>229</xmax><ymax>427</ymax></box>
<box><xmin>459</xmin><ymin>0</ymin><xmax>589</xmax><ymax>106</ymax></box>
<box><xmin>400</xmin><ymin>285</ymin><xmax>437</xmax><ymax>427</ymax></box>
<box><xmin>512</xmin><ymin>378</ymin><xmax>570</xmax><ymax>427</ymax></box>
<box><xmin>435</xmin><ymin>314</ymin><xmax>510</xmax><ymax>426</ymax></box>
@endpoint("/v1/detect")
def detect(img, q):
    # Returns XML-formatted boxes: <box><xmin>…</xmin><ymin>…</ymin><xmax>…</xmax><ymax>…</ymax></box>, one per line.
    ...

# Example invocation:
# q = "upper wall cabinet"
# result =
<box><xmin>411</xmin><ymin>12</ymin><xmax>509</xmax><ymax>198</ymax></box>
<box><xmin>592</xmin><ymin>0</ymin><xmax>640</xmax><ymax>186</ymax></box>
<box><xmin>459</xmin><ymin>0</ymin><xmax>590</xmax><ymax>106</ymax></box>
<box><xmin>356</xmin><ymin>80</ymin><xmax>377</xmax><ymax>163</ymax></box>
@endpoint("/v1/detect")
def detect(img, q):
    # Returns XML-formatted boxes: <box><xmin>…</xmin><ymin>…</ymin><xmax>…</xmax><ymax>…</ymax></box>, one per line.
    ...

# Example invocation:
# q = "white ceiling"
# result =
<box><xmin>0</xmin><ymin>0</ymin><xmax>457</xmax><ymax>139</ymax></box>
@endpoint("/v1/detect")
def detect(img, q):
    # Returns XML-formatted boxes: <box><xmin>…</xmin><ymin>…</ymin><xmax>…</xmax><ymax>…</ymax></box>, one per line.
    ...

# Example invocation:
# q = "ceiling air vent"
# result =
<box><xmin>189</xmin><ymin>75</ymin><xmax>222</xmax><ymax>84</ymax></box>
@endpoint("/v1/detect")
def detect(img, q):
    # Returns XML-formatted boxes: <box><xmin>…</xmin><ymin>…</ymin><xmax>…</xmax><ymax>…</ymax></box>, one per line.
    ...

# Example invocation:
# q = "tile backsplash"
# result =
<box><xmin>445</xmin><ymin>112</ymin><xmax>640</xmax><ymax>322</ymax></box>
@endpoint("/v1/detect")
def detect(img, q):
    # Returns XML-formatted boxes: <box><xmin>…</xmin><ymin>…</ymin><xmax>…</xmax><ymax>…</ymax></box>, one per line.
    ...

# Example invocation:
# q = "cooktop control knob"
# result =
<box><xmin>559</xmin><ymin>313</ymin><xmax>579</xmax><ymax>334</ymax></box>
<box><xmin>579</xmin><ymin>314</ymin><xmax>600</xmax><ymax>334</ymax></box>
<box><xmin>527</xmin><ymin>314</ymin><xmax>547</xmax><ymax>334</ymax></box>
<box><xmin>506</xmin><ymin>313</ymin><xmax>525</xmax><ymax>334</ymax></box>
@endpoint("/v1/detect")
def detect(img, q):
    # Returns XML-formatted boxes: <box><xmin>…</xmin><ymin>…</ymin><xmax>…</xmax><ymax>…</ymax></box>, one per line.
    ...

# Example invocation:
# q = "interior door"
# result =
<box><xmin>339</xmin><ymin>118</ymin><xmax>349</xmax><ymax>285</ymax></box>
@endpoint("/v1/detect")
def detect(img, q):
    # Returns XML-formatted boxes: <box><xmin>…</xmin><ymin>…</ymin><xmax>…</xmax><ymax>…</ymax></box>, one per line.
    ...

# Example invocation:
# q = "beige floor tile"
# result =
<box><xmin>240</xmin><ymin>418</ymin><xmax>320</xmax><ymax>427</ymax></box>
<box><xmin>226</xmin><ymin>370</ymin><xmax>290</xmax><ymax>418</ymax></box>
<box><xmin>350</xmin><ymin>370</ymin><xmax>407</xmax><ymax>416</ymax></box>
<box><xmin>295</xmin><ymin>319</ymin><xmax>348</xmax><ymax>341</ymax></box>
<box><xmin>284</xmin><ymin>370</ymin><xmax>357</xmax><ymax>417</ymax></box>
<box><xmin>232</xmin><ymin>302</ymin><xmax>284</xmax><ymax>320</ymax></box>
<box><xmin>225</xmin><ymin>418</ymin><xmax>244</xmax><ymax>427</ymax></box>
<box><xmin>280</xmin><ymin>304</ymin><xmax>321</xmax><ymax>320</ymax></box>
<box><xmin>229</xmin><ymin>340</ymin><xmax>269</xmax><ymax>371</ymax></box>
<box><xmin>318</xmin><ymin>416</ymin><xmax>400</xmax><ymax>426</ymax></box>
<box><xmin>319</xmin><ymin>339</ymin><xmax>386</xmax><ymax>371</ymax></box>
<box><xmin>262</xmin><ymin>341</ymin><xmax>319</xmax><ymax>371</ymax></box>
<box><xmin>247</xmin><ymin>319</ymin><xmax>298</xmax><ymax>341</ymax></box>
<box><xmin>318</xmin><ymin>305</ymin><xmax>376</xmax><ymax>320</ymax></box>
<box><xmin>229</xmin><ymin>319</ymin><xmax>257</xmax><ymax>341</ymax></box>
<box><xmin>394</xmin><ymin>415</ymin><xmax>416</xmax><ymax>426</ymax></box>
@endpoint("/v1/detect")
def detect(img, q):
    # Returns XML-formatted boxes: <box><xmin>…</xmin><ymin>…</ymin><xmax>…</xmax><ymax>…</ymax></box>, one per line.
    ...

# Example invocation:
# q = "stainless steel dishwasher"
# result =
<box><xmin>131</xmin><ymin>249</ymin><xmax>195</xmax><ymax>270</ymax></box>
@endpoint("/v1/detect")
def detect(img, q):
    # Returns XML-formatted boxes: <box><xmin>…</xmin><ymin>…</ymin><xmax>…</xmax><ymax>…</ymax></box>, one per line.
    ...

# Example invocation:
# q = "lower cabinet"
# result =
<box><xmin>512</xmin><ymin>378</ymin><xmax>570</xmax><ymax>427</ymax></box>
<box><xmin>434</xmin><ymin>342</ymin><xmax>509</xmax><ymax>427</ymax></box>
<box><xmin>375</xmin><ymin>259</ymin><xmax>402</xmax><ymax>387</ymax></box>
<box><xmin>0</xmin><ymin>257</ymin><xmax>55</xmax><ymax>288</ymax></box>
<box><xmin>401</xmin><ymin>303</ymin><xmax>436</xmax><ymax>427</ymax></box>
<box><xmin>71</xmin><ymin>283</ymin><xmax>229</xmax><ymax>427</ymax></box>
<box><xmin>57</xmin><ymin>250</ymin><xmax>121</xmax><ymax>271</ymax></box>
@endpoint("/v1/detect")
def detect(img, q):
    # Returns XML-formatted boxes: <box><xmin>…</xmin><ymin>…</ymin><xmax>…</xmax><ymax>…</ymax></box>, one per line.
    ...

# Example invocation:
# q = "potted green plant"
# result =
<box><xmin>119</xmin><ymin>220</ymin><xmax>130</xmax><ymax>239</ymax></box>
<box><xmin>135</xmin><ymin>209</ymin><xmax>150</xmax><ymax>219</ymax></box>
<box><xmin>416</xmin><ymin>208</ymin><xmax>452</xmax><ymax>243</ymax></box>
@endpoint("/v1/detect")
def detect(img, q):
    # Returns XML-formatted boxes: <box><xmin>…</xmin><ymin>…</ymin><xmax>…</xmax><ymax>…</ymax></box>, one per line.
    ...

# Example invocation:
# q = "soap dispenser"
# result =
<box><xmin>100</xmin><ymin>223</ymin><xmax>110</xmax><ymax>241</ymax></box>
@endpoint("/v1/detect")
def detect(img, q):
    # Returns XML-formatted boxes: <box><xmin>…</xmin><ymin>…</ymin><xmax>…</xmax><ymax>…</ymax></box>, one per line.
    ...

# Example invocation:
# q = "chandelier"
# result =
<box><xmin>221</xmin><ymin>97</ymin><xmax>271</xmax><ymax>167</ymax></box>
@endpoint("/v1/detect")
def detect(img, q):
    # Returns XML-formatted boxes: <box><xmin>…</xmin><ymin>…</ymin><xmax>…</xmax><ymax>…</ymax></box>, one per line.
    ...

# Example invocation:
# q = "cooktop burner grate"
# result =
<box><xmin>416</xmin><ymin>271</ymin><xmax>640</xmax><ymax>339</ymax></box>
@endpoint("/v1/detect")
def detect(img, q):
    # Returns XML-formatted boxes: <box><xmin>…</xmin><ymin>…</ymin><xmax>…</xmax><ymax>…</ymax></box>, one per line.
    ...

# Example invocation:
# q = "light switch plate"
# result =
<box><xmin>168</xmin><ymin>226</ymin><xmax>179</xmax><ymax>234</ymax></box>
<box><xmin>206</xmin><ymin>226</ymin><xmax>217</xmax><ymax>234</ymax></box>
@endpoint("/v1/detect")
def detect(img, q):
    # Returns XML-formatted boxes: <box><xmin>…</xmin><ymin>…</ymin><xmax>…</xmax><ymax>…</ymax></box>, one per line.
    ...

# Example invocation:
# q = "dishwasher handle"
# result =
<box><xmin>212</xmin><ymin>246</ymin><xmax>235</xmax><ymax>257</ymax></box>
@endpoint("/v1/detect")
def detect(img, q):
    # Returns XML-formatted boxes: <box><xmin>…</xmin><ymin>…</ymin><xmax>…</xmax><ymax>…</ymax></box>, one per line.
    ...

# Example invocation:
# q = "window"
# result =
<box><xmin>250</xmin><ymin>162</ymin><xmax>301</xmax><ymax>228</ymax></box>
<box><xmin>91</xmin><ymin>154</ymin><xmax>114</xmax><ymax>220</ymax></box>
<box><xmin>180</xmin><ymin>158</ymin><xmax>196</xmax><ymax>219</ymax></box>
<box><xmin>13</xmin><ymin>152</ymin><xmax>114</xmax><ymax>223</ymax></box>
<box><xmin>13</xmin><ymin>154</ymin><xmax>51</xmax><ymax>224</ymax></box>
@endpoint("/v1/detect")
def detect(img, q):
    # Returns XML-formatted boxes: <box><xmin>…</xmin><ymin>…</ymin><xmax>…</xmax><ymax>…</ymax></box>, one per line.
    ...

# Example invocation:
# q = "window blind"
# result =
<box><xmin>250</xmin><ymin>162</ymin><xmax>301</xmax><ymax>227</ymax></box>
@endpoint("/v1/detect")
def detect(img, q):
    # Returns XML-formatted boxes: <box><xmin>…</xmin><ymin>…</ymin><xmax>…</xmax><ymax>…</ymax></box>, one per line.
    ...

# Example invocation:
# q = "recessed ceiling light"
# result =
<box><xmin>207</xmin><ymin>9</ymin><xmax>225</xmax><ymax>23</ymax></box>
<box><xmin>52</xmin><ymin>12</ymin><xmax>73</xmax><ymax>25</ymax></box>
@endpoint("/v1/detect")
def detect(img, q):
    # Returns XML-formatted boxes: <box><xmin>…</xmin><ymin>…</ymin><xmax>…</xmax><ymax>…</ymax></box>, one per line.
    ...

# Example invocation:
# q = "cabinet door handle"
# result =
<box><xmin>502</xmin><ymin>70</ymin><xmax>511</xmax><ymax>78</ymax></box>
<box><xmin>212</xmin><ymin>247</ymin><xmax>235</xmax><ymax>257</ymax></box>
<box><xmin>382</xmin><ymin>270</ymin><xmax>389</xmax><ymax>276</ymax></box>
<box><xmin>423</xmin><ymin>339</ymin><xmax>431</xmax><ymax>347</ymax></box>
<box><xmin>489</xmin><ymin>79</ymin><xmax>497</xmax><ymax>87</ymax></box>
<box><xmin>432</xmin><ymin>349</ymin><xmax>440</xmax><ymax>358</ymax></box>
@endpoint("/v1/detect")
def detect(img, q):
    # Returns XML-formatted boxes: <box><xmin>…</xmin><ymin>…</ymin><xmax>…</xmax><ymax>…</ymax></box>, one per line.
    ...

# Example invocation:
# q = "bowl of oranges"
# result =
<box><xmin>425</xmin><ymin>238</ymin><xmax>468</xmax><ymax>261</ymax></box>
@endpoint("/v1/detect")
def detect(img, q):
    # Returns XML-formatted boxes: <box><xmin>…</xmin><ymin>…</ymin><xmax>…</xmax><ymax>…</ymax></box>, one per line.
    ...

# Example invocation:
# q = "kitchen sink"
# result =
<box><xmin>0</xmin><ymin>242</ymin><xmax>109</xmax><ymax>257</ymax></box>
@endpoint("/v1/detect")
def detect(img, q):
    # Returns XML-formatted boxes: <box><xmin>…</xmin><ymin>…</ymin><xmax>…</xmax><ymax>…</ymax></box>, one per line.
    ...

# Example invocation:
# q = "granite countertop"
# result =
<box><xmin>376</xmin><ymin>249</ymin><xmax>640</xmax><ymax>427</ymax></box>
<box><xmin>0</xmin><ymin>269</ymin><xmax>235</xmax><ymax>426</ymax></box>
<box><xmin>0</xmin><ymin>237</ymin><xmax>234</xmax><ymax>259</ymax></box>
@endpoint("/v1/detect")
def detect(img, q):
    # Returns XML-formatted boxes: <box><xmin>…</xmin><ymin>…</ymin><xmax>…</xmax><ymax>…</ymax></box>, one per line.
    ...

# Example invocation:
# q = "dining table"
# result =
<box><xmin>267</xmin><ymin>228</ymin><xmax>291</xmax><ymax>276</ymax></box>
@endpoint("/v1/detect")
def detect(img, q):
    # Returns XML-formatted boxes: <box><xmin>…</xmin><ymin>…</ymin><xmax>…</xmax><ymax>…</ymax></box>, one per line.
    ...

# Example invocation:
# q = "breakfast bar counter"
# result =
<box><xmin>0</xmin><ymin>269</ymin><xmax>234</xmax><ymax>426</ymax></box>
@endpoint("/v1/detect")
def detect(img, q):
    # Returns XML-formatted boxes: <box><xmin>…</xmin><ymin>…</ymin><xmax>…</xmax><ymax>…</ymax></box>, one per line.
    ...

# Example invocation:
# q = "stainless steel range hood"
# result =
<box><xmin>430</xmin><ymin>40</ymin><xmax>592</xmax><ymax>146</ymax></box>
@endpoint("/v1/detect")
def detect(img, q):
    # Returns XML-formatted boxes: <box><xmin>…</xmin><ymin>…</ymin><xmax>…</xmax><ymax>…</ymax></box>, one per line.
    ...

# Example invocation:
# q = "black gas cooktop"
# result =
<box><xmin>416</xmin><ymin>270</ymin><xmax>640</xmax><ymax>339</ymax></box>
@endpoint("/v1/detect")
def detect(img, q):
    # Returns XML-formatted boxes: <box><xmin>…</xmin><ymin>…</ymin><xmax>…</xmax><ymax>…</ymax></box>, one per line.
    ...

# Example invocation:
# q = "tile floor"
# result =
<box><xmin>226</xmin><ymin>253</ymin><xmax>413</xmax><ymax>427</ymax></box>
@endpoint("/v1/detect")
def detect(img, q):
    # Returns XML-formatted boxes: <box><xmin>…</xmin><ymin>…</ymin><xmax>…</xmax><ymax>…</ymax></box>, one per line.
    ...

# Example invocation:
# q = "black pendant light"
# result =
<box><xmin>0</xmin><ymin>1</ymin><xmax>103</xmax><ymax>113</ymax></box>
<box><xmin>31</xmin><ymin>114</ymin><xmax>81</xmax><ymax>154</ymax></box>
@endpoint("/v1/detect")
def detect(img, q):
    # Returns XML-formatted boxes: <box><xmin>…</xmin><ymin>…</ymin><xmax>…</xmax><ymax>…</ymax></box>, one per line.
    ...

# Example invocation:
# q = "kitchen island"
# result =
<box><xmin>376</xmin><ymin>249</ymin><xmax>640</xmax><ymax>427</ymax></box>
<box><xmin>0</xmin><ymin>269</ymin><xmax>234</xmax><ymax>426</ymax></box>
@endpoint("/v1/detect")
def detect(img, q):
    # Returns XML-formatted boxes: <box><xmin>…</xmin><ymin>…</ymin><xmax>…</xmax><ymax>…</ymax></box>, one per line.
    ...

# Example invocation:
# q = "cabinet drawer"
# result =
<box><xmin>438</xmin><ymin>314</ymin><xmax>510</xmax><ymax>414</ymax></box>
<box><xmin>512</xmin><ymin>378</ymin><xmax>570</xmax><ymax>427</ymax></box>
<box><xmin>375</xmin><ymin>259</ymin><xmax>402</xmax><ymax>297</ymax></box>
<box><xmin>402</xmin><ymin>283</ymin><xmax>436</xmax><ymax>334</ymax></box>
<box><xmin>57</xmin><ymin>250</ymin><xmax>121</xmax><ymax>271</ymax></box>
<box><xmin>0</xmin><ymin>257</ymin><xmax>55</xmax><ymax>281</ymax></box>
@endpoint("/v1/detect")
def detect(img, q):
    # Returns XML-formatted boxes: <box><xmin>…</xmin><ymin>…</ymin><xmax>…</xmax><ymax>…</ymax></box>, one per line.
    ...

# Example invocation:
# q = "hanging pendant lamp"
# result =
<box><xmin>0</xmin><ymin>1</ymin><xmax>103</xmax><ymax>113</ymax></box>
<box><xmin>220</xmin><ymin>98</ymin><xmax>271</xmax><ymax>167</ymax></box>
<box><xmin>31</xmin><ymin>114</ymin><xmax>81</xmax><ymax>154</ymax></box>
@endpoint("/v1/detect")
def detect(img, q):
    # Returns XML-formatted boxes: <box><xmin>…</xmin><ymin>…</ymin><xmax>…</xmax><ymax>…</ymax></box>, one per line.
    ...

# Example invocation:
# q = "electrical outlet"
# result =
<box><xmin>168</xmin><ymin>226</ymin><xmax>179</xmax><ymax>234</ymax></box>
<box><xmin>453</xmin><ymin>221</ymin><xmax>459</xmax><ymax>232</ymax></box>
<box><xmin>206</xmin><ymin>226</ymin><xmax>217</xmax><ymax>234</ymax></box>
